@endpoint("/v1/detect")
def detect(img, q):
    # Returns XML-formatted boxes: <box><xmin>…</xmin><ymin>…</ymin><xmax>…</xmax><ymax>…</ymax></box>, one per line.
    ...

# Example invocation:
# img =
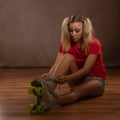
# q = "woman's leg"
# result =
<box><xmin>50</xmin><ymin>53</ymin><xmax>79</xmax><ymax>77</ymax></box>
<box><xmin>56</xmin><ymin>79</ymin><xmax>104</xmax><ymax>105</ymax></box>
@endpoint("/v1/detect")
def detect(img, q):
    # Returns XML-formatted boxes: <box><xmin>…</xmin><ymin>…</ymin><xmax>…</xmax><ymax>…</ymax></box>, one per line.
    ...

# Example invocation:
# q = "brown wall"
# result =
<box><xmin>0</xmin><ymin>0</ymin><xmax>120</xmax><ymax>67</ymax></box>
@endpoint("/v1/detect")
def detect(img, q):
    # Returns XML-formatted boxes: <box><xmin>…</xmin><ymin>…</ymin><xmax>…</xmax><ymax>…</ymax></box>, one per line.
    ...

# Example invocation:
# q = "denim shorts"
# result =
<box><xmin>83</xmin><ymin>76</ymin><xmax>106</xmax><ymax>87</ymax></box>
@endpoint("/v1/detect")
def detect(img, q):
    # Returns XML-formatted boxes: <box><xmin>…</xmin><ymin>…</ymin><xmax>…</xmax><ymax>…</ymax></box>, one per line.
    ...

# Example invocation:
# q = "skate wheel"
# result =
<box><xmin>28</xmin><ymin>104</ymin><xmax>44</xmax><ymax>114</ymax></box>
<box><xmin>28</xmin><ymin>104</ymin><xmax>36</xmax><ymax>114</ymax></box>
<box><xmin>28</xmin><ymin>86</ymin><xmax>44</xmax><ymax>96</ymax></box>
<box><xmin>28</xmin><ymin>86</ymin><xmax>34</xmax><ymax>94</ymax></box>
<box><xmin>35</xmin><ymin>87</ymin><xmax>44</xmax><ymax>96</ymax></box>
<box><xmin>36</xmin><ymin>105</ymin><xmax>44</xmax><ymax>114</ymax></box>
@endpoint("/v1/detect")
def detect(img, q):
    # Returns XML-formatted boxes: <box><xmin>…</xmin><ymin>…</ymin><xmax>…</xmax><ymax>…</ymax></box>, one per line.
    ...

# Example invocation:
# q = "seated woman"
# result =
<box><xmin>31</xmin><ymin>15</ymin><xmax>106</xmax><ymax>110</ymax></box>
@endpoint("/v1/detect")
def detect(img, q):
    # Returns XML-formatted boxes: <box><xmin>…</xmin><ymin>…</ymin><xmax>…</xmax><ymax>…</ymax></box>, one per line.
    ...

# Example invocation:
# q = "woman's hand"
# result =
<box><xmin>55</xmin><ymin>75</ymin><xmax>68</xmax><ymax>84</ymax></box>
<box><xmin>40</xmin><ymin>73</ymin><xmax>51</xmax><ymax>80</ymax></box>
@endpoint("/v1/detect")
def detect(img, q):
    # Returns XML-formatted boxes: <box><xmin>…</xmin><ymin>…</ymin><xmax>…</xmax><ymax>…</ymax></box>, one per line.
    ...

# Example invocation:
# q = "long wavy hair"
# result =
<box><xmin>60</xmin><ymin>15</ymin><xmax>94</xmax><ymax>54</ymax></box>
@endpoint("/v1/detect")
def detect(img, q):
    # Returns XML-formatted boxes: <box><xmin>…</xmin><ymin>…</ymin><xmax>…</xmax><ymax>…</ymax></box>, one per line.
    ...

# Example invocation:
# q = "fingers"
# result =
<box><xmin>55</xmin><ymin>75</ymin><xmax>67</xmax><ymax>84</ymax></box>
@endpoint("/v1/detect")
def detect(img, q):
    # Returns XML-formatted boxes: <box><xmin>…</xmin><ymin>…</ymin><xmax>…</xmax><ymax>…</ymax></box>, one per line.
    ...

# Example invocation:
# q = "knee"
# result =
<box><xmin>63</xmin><ymin>54</ymin><xmax>75</xmax><ymax>63</ymax></box>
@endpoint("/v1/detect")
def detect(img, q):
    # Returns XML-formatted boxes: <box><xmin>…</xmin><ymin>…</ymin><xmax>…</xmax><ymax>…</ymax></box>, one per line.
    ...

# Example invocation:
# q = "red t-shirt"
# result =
<box><xmin>59</xmin><ymin>37</ymin><xmax>106</xmax><ymax>79</ymax></box>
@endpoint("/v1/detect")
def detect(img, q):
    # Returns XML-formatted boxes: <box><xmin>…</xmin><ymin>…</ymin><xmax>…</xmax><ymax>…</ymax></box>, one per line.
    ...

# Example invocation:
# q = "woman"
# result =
<box><xmin>31</xmin><ymin>15</ymin><xmax>106</xmax><ymax>110</ymax></box>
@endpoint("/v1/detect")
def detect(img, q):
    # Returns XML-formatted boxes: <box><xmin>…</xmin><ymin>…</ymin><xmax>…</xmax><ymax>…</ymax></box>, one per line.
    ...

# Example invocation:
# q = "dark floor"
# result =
<box><xmin>0</xmin><ymin>68</ymin><xmax>120</xmax><ymax>120</ymax></box>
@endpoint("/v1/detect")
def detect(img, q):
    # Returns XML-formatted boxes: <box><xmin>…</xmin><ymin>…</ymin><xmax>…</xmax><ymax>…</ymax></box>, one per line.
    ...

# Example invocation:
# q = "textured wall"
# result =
<box><xmin>0</xmin><ymin>0</ymin><xmax>120</xmax><ymax>67</ymax></box>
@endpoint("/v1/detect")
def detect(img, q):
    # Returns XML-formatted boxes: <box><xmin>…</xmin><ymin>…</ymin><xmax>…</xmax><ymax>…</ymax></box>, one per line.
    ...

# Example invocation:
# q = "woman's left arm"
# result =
<box><xmin>68</xmin><ymin>54</ymin><xmax>97</xmax><ymax>81</ymax></box>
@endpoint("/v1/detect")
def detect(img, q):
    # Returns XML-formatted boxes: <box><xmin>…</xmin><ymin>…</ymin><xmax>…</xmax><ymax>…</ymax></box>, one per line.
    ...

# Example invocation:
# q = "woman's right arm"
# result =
<box><xmin>40</xmin><ymin>52</ymin><xmax>64</xmax><ymax>80</ymax></box>
<box><xmin>49</xmin><ymin>52</ymin><xmax>64</xmax><ymax>76</ymax></box>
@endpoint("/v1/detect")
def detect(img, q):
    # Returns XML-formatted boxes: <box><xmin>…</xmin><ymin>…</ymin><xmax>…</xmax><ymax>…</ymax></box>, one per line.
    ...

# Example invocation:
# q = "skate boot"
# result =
<box><xmin>28</xmin><ymin>78</ymin><xmax>57</xmax><ymax>114</ymax></box>
<box><xmin>31</xmin><ymin>78</ymin><xmax>57</xmax><ymax>93</ymax></box>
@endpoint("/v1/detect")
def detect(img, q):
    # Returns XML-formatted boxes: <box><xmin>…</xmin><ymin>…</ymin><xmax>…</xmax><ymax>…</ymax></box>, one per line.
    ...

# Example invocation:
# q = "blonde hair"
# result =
<box><xmin>60</xmin><ymin>15</ymin><xmax>94</xmax><ymax>54</ymax></box>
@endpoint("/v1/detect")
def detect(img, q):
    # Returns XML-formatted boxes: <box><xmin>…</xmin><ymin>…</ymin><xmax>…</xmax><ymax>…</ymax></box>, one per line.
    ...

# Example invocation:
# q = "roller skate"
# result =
<box><xmin>28</xmin><ymin>78</ymin><xmax>57</xmax><ymax>114</ymax></box>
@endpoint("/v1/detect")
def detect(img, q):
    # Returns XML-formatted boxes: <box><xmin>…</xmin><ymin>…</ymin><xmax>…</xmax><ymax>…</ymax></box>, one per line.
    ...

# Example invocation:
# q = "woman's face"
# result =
<box><xmin>69</xmin><ymin>22</ymin><xmax>83</xmax><ymax>42</ymax></box>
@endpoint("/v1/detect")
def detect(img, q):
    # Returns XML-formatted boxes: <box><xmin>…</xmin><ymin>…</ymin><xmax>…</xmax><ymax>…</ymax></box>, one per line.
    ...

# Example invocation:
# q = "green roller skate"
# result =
<box><xmin>28</xmin><ymin>86</ymin><xmax>45</xmax><ymax>114</ymax></box>
<box><xmin>28</xmin><ymin>78</ymin><xmax>57</xmax><ymax>114</ymax></box>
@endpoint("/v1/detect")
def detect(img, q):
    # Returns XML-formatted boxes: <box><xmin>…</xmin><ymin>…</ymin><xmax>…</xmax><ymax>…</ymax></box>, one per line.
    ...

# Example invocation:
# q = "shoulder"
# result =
<box><xmin>91</xmin><ymin>37</ymin><xmax>101</xmax><ymax>46</ymax></box>
<box><xmin>88</xmin><ymin>37</ymin><xmax>102</xmax><ymax>54</ymax></box>
<box><xmin>89</xmin><ymin>37</ymin><xmax>101</xmax><ymax>49</ymax></box>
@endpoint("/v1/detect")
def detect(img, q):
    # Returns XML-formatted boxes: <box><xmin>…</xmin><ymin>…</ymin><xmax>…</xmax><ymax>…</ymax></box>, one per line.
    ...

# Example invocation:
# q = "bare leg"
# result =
<box><xmin>51</xmin><ymin>54</ymin><xmax>79</xmax><ymax>77</ymax></box>
<box><xmin>56</xmin><ymin>79</ymin><xmax>104</xmax><ymax>105</ymax></box>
